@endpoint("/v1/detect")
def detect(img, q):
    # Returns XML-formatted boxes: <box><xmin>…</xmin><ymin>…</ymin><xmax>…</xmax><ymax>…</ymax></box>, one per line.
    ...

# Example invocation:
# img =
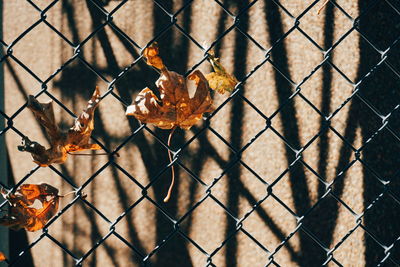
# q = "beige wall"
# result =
<box><xmin>2</xmin><ymin>0</ymin><xmax>399</xmax><ymax>266</ymax></box>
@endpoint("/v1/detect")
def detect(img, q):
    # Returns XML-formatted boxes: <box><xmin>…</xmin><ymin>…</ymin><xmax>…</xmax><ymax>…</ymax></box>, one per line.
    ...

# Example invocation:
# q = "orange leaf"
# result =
<box><xmin>143</xmin><ymin>43</ymin><xmax>165</xmax><ymax>70</ymax></box>
<box><xmin>126</xmin><ymin>44</ymin><xmax>215</xmax><ymax>203</ymax></box>
<box><xmin>18</xmin><ymin>87</ymin><xmax>102</xmax><ymax>166</ymax></box>
<box><xmin>0</xmin><ymin>252</ymin><xmax>6</xmax><ymax>262</ymax></box>
<box><xmin>126</xmin><ymin>45</ymin><xmax>214</xmax><ymax>130</ymax></box>
<box><xmin>0</xmin><ymin>183</ymin><xmax>60</xmax><ymax>232</ymax></box>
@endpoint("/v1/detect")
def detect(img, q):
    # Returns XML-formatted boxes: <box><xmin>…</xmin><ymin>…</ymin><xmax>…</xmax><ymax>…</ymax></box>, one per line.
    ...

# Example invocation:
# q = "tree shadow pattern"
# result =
<box><xmin>2</xmin><ymin>0</ymin><xmax>400</xmax><ymax>266</ymax></box>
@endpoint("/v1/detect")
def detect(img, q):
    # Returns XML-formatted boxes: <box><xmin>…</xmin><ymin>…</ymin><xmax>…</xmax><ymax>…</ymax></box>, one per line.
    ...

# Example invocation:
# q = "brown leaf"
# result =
<box><xmin>126</xmin><ymin>44</ymin><xmax>215</xmax><ymax>203</ymax></box>
<box><xmin>18</xmin><ymin>87</ymin><xmax>102</xmax><ymax>166</ymax></box>
<box><xmin>205</xmin><ymin>51</ymin><xmax>238</xmax><ymax>94</ymax></box>
<box><xmin>0</xmin><ymin>183</ymin><xmax>60</xmax><ymax>232</ymax></box>
<box><xmin>126</xmin><ymin>45</ymin><xmax>214</xmax><ymax>130</ymax></box>
<box><xmin>143</xmin><ymin>43</ymin><xmax>165</xmax><ymax>70</ymax></box>
<box><xmin>0</xmin><ymin>252</ymin><xmax>5</xmax><ymax>262</ymax></box>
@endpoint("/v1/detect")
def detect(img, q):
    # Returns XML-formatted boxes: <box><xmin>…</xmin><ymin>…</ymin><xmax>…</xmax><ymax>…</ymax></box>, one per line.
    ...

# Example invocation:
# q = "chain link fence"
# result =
<box><xmin>1</xmin><ymin>0</ymin><xmax>400</xmax><ymax>266</ymax></box>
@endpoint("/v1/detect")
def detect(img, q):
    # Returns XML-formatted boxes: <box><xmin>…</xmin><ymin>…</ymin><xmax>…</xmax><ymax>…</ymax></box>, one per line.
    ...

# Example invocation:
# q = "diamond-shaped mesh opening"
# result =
<box><xmin>329</xmin><ymin>160</ymin><xmax>375</xmax><ymax>215</ymax></box>
<box><xmin>43</xmin><ymin>0</ymin><xmax>94</xmax><ymax>46</ymax></box>
<box><xmin>46</xmin><ymin>198</ymin><xmax>112</xmax><ymax>258</ymax></box>
<box><xmin>362</xmin><ymin>193</ymin><xmax>400</xmax><ymax>246</ymax></box>
<box><xmin>241</xmin><ymin>195</ymin><xmax>299</xmax><ymax>253</ymax></box>
<box><xmin>1</xmin><ymin>0</ymin><xmax>400</xmax><ymax>266</ymax></box>
<box><xmin>1</xmin><ymin>1</ymin><xmax>39</xmax><ymax>44</ymax></box>
<box><xmin>113</xmin><ymin>197</ymin><xmax>168</xmax><ymax>256</ymax></box>
<box><xmin>208</xmin><ymin>162</ymin><xmax>267</xmax><ymax>218</ymax></box>
<box><xmin>360</xmin><ymin>128</ymin><xmax>400</xmax><ymax>180</ymax></box>
<box><xmin>241</xmin><ymin>127</ymin><xmax>288</xmax><ymax>185</ymax></box>
<box><xmin>330</xmin><ymin>95</ymin><xmax>382</xmax><ymax>143</ymax></box>
<box><xmin>52</xmin><ymin>59</ymin><xmax>108</xmax><ymax>99</ymax></box>
<box><xmin>300</xmin><ymin>61</ymin><xmax>355</xmax><ymax>117</ymax></box>
<box><xmin>268</xmin><ymin>160</ymin><xmax>312</xmax><ymax>216</ymax></box>
<box><xmin>331</xmin><ymin>29</ymin><xmax>382</xmax><ymax>83</ymax></box>
<box><xmin>235</xmin><ymin>230</ymin><xmax>270</xmax><ymax>267</ymax></box>
<box><xmin>78</xmin><ymin>25</ymin><xmax>140</xmax><ymax>78</ymax></box>
<box><xmin>298</xmin><ymin>0</ymin><xmax>354</xmax><ymax>51</ymax></box>
<box><xmin>303</xmin><ymin>194</ymin><xmax>357</xmax><ymax>249</ymax></box>
<box><xmin>82</xmin><ymin>166</ymin><xmax>143</xmax><ymax>221</ymax></box>
<box><xmin>83</xmin><ymin>233</ymin><xmax>144</xmax><ymax>266</ymax></box>
<box><xmin>178</xmin><ymin>196</ymin><xmax>237</xmax><ymax>253</ymax></box>
<box><xmin>269</xmin><ymin>29</ymin><xmax>324</xmax><ymax>84</ymax></box>
<box><xmin>357</xmin><ymin>0</ymin><xmax>400</xmax><ymax>50</ymax></box>
<box><xmin>174</xmin><ymin>0</ymin><xmax>230</xmax><ymax>47</ymax></box>
<box><xmin>329</xmin><ymin>225</ymin><xmax>365</xmax><ymax>266</ymax></box>
<box><xmin>10</xmin><ymin>23</ymin><xmax>74</xmax><ymax>82</ymax></box>
<box><xmin>357</xmin><ymin>64</ymin><xmax>400</xmax><ymax>115</ymax></box>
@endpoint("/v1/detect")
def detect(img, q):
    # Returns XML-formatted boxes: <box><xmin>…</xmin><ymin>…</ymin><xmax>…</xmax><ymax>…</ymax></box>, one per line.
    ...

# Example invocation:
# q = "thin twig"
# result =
<box><xmin>164</xmin><ymin>126</ymin><xmax>177</xmax><ymax>203</ymax></box>
<box><xmin>317</xmin><ymin>0</ymin><xmax>329</xmax><ymax>15</ymax></box>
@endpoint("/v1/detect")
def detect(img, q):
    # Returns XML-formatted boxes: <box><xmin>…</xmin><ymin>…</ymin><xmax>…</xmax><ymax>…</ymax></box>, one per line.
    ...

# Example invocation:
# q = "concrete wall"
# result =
<box><xmin>2</xmin><ymin>0</ymin><xmax>400</xmax><ymax>266</ymax></box>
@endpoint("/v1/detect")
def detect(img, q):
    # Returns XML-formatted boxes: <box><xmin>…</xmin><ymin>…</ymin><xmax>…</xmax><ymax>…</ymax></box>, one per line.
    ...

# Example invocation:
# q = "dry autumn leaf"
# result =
<box><xmin>0</xmin><ymin>183</ymin><xmax>60</xmax><ymax>232</ymax></box>
<box><xmin>0</xmin><ymin>252</ymin><xmax>5</xmax><ymax>262</ymax></box>
<box><xmin>126</xmin><ymin>43</ymin><xmax>214</xmax><ymax>202</ymax></box>
<box><xmin>18</xmin><ymin>87</ymin><xmax>102</xmax><ymax>167</ymax></box>
<box><xmin>126</xmin><ymin>45</ymin><xmax>214</xmax><ymax>130</ymax></box>
<box><xmin>205</xmin><ymin>51</ymin><xmax>238</xmax><ymax>94</ymax></box>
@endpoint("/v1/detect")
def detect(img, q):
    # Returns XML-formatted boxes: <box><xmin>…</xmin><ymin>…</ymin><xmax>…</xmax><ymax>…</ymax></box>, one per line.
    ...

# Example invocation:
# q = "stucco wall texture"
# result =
<box><xmin>2</xmin><ymin>0</ymin><xmax>400</xmax><ymax>266</ymax></box>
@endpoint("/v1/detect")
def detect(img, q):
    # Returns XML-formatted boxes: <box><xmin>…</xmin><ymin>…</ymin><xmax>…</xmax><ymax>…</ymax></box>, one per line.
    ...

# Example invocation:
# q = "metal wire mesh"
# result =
<box><xmin>1</xmin><ymin>0</ymin><xmax>400</xmax><ymax>266</ymax></box>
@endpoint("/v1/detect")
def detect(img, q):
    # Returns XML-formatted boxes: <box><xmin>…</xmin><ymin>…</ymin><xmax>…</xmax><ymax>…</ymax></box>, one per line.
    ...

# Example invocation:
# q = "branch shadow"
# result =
<box><xmin>8</xmin><ymin>0</ymin><xmax>400</xmax><ymax>266</ymax></box>
<box><xmin>52</xmin><ymin>1</ymin><xmax>155</xmax><ymax>266</ymax></box>
<box><xmin>150</xmin><ymin>2</ymin><xmax>195</xmax><ymax>266</ymax></box>
<box><xmin>263</xmin><ymin>1</ymin><xmax>316</xmax><ymax>265</ymax></box>
<box><xmin>356</xmin><ymin>0</ymin><xmax>400</xmax><ymax>265</ymax></box>
<box><xmin>217</xmin><ymin>1</ymin><xmax>250</xmax><ymax>267</ymax></box>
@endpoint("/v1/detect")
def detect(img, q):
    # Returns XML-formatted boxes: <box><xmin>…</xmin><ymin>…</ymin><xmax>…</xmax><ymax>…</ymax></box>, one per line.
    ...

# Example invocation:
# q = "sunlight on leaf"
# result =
<box><xmin>143</xmin><ymin>43</ymin><xmax>165</xmax><ymax>70</ymax></box>
<box><xmin>126</xmin><ymin>43</ymin><xmax>215</xmax><ymax>202</ymax></box>
<box><xmin>0</xmin><ymin>184</ymin><xmax>60</xmax><ymax>232</ymax></box>
<box><xmin>205</xmin><ymin>51</ymin><xmax>238</xmax><ymax>94</ymax></box>
<box><xmin>126</xmin><ymin>44</ymin><xmax>214</xmax><ymax>130</ymax></box>
<box><xmin>18</xmin><ymin>87</ymin><xmax>103</xmax><ymax>166</ymax></box>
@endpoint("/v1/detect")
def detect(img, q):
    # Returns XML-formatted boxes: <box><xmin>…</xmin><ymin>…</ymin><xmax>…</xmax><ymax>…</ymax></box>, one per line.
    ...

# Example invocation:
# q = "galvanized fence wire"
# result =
<box><xmin>0</xmin><ymin>0</ymin><xmax>400</xmax><ymax>266</ymax></box>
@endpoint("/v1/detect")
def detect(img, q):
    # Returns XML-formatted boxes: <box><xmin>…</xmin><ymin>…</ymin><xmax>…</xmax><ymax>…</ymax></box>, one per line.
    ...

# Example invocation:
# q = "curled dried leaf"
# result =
<box><xmin>143</xmin><ymin>43</ymin><xmax>165</xmax><ymax>70</ymax></box>
<box><xmin>18</xmin><ymin>87</ymin><xmax>102</xmax><ymax>166</ymax></box>
<box><xmin>126</xmin><ymin>44</ymin><xmax>215</xmax><ymax>202</ymax></box>
<box><xmin>205</xmin><ymin>51</ymin><xmax>238</xmax><ymax>94</ymax></box>
<box><xmin>0</xmin><ymin>252</ymin><xmax>5</xmax><ymax>262</ymax></box>
<box><xmin>0</xmin><ymin>183</ymin><xmax>60</xmax><ymax>232</ymax></box>
<box><xmin>126</xmin><ymin>46</ymin><xmax>214</xmax><ymax>130</ymax></box>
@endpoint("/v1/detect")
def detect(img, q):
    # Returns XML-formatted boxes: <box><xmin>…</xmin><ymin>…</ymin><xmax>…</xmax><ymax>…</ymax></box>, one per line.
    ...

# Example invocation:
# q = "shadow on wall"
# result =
<box><xmin>5</xmin><ymin>0</ymin><xmax>400</xmax><ymax>266</ymax></box>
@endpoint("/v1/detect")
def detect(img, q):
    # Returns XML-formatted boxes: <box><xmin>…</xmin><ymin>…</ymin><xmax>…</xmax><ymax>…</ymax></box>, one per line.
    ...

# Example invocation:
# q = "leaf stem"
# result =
<box><xmin>58</xmin><ymin>191</ymin><xmax>76</xmax><ymax>198</ymax></box>
<box><xmin>58</xmin><ymin>190</ymin><xmax>87</xmax><ymax>199</ymax></box>
<box><xmin>68</xmin><ymin>152</ymin><xmax>120</xmax><ymax>157</ymax></box>
<box><xmin>163</xmin><ymin>126</ymin><xmax>177</xmax><ymax>202</ymax></box>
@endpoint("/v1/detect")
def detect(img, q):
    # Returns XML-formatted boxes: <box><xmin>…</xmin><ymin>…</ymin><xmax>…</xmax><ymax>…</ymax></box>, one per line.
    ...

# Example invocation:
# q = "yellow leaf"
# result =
<box><xmin>205</xmin><ymin>52</ymin><xmax>238</xmax><ymax>94</ymax></box>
